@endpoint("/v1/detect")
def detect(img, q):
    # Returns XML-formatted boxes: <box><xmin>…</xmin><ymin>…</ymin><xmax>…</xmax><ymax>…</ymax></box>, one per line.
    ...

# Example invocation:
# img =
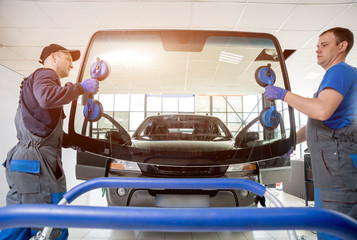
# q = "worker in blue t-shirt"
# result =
<box><xmin>265</xmin><ymin>27</ymin><xmax>357</xmax><ymax>240</ymax></box>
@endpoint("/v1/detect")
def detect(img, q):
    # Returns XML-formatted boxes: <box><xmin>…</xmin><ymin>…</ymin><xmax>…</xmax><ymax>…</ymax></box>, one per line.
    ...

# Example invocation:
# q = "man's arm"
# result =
<box><xmin>283</xmin><ymin>88</ymin><xmax>343</xmax><ymax>121</ymax></box>
<box><xmin>296</xmin><ymin>125</ymin><xmax>306</xmax><ymax>144</ymax></box>
<box><xmin>33</xmin><ymin>69</ymin><xmax>84</xmax><ymax>108</ymax></box>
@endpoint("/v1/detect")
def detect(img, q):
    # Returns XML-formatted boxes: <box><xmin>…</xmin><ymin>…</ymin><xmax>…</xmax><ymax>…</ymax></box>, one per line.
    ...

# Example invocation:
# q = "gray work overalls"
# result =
<box><xmin>306</xmin><ymin>116</ymin><xmax>357</xmax><ymax>220</ymax></box>
<box><xmin>1</xmin><ymin>106</ymin><xmax>67</xmax><ymax>239</ymax></box>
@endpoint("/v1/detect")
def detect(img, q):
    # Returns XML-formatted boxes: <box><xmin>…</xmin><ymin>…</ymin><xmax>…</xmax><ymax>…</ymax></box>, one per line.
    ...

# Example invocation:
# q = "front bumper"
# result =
<box><xmin>105</xmin><ymin>170</ymin><xmax>258</xmax><ymax>208</ymax></box>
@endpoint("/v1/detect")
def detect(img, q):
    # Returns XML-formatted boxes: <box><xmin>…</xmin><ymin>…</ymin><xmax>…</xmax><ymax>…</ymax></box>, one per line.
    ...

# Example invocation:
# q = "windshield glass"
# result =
<box><xmin>72</xmin><ymin>30</ymin><xmax>293</xmax><ymax>161</ymax></box>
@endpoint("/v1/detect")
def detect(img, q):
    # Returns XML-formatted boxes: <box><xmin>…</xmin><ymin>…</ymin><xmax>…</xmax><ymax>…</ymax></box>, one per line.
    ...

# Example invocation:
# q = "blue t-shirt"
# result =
<box><xmin>316</xmin><ymin>62</ymin><xmax>357</xmax><ymax>129</ymax></box>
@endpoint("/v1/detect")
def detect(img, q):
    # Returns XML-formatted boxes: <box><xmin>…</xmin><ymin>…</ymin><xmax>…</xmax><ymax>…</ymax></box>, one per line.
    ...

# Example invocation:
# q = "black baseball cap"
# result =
<box><xmin>39</xmin><ymin>44</ymin><xmax>80</xmax><ymax>64</ymax></box>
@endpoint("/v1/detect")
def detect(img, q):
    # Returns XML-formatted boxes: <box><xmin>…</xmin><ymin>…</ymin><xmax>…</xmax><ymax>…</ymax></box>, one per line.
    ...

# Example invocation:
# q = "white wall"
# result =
<box><xmin>0</xmin><ymin>65</ymin><xmax>79</xmax><ymax>207</ymax></box>
<box><xmin>0</xmin><ymin>65</ymin><xmax>22</xmax><ymax>206</ymax></box>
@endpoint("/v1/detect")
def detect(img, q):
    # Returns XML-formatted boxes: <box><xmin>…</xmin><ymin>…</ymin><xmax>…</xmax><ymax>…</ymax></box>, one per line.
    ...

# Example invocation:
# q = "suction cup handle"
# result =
<box><xmin>90</xmin><ymin>57</ymin><xmax>110</xmax><ymax>81</ymax></box>
<box><xmin>266</xmin><ymin>64</ymin><xmax>271</xmax><ymax>78</ymax></box>
<box><xmin>91</xmin><ymin>58</ymin><xmax>101</xmax><ymax>79</ymax></box>
<box><xmin>83</xmin><ymin>99</ymin><xmax>103</xmax><ymax>122</ymax></box>
<box><xmin>255</xmin><ymin>64</ymin><xmax>276</xmax><ymax>87</ymax></box>
<box><xmin>260</xmin><ymin>106</ymin><xmax>280</xmax><ymax>130</ymax></box>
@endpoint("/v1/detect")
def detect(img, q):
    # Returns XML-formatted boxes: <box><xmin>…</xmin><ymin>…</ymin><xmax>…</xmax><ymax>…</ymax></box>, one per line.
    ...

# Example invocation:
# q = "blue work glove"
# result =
<box><xmin>80</xmin><ymin>78</ymin><xmax>99</xmax><ymax>93</ymax></box>
<box><xmin>265</xmin><ymin>85</ymin><xmax>287</xmax><ymax>101</ymax></box>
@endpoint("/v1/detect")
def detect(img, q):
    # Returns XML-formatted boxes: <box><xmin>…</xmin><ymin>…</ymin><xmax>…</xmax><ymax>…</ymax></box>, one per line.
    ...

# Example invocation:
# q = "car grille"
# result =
<box><xmin>148</xmin><ymin>189</ymin><xmax>219</xmax><ymax>196</ymax></box>
<box><xmin>139</xmin><ymin>164</ymin><xmax>228</xmax><ymax>177</ymax></box>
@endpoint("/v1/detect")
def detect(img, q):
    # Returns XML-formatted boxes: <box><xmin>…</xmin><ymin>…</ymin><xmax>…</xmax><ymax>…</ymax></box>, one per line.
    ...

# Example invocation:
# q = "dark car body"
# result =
<box><xmin>68</xmin><ymin>29</ymin><xmax>296</xmax><ymax>207</ymax></box>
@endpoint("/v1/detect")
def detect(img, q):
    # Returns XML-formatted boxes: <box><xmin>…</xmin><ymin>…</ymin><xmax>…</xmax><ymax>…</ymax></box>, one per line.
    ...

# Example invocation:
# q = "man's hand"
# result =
<box><xmin>81</xmin><ymin>78</ymin><xmax>99</xmax><ymax>93</ymax></box>
<box><xmin>265</xmin><ymin>85</ymin><xmax>287</xmax><ymax>101</ymax></box>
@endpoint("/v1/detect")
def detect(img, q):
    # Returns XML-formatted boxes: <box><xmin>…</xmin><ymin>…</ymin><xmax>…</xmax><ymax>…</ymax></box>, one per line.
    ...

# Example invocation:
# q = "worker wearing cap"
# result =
<box><xmin>0</xmin><ymin>44</ymin><xmax>99</xmax><ymax>240</ymax></box>
<box><xmin>265</xmin><ymin>27</ymin><xmax>357</xmax><ymax>239</ymax></box>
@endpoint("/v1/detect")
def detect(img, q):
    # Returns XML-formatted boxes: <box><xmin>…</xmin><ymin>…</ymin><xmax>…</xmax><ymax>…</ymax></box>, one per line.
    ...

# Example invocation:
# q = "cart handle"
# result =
<box><xmin>63</xmin><ymin>177</ymin><xmax>266</xmax><ymax>204</ymax></box>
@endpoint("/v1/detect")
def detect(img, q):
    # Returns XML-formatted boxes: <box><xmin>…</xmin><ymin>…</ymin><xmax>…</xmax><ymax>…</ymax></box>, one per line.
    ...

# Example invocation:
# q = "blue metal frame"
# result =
<box><xmin>63</xmin><ymin>177</ymin><xmax>266</xmax><ymax>203</ymax></box>
<box><xmin>0</xmin><ymin>178</ymin><xmax>356</xmax><ymax>240</ymax></box>
<box><xmin>1</xmin><ymin>204</ymin><xmax>357</xmax><ymax>239</ymax></box>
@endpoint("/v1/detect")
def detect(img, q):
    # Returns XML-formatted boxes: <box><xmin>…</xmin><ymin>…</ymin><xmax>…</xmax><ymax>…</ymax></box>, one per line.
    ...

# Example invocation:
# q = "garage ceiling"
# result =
<box><xmin>0</xmin><ymin>0</ymin><xmax>357</xmax><ymax>96</ymax></box>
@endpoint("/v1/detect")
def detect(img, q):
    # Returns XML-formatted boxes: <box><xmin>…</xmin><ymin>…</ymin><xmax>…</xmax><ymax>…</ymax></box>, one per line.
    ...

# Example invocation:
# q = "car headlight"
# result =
<box><xmin>226</xmin><ymin>162</ymin><xmax>257</xmax><ymax>172</ymax></box>
<box><xmin>110</xmin><ymin>159</ymin><xmax>140</xmax><ymax>171</ymax></box>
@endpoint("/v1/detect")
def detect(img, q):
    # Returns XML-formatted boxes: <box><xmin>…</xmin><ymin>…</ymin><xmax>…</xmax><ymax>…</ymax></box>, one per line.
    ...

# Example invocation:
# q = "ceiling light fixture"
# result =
<box><xmin>219</xmin><ymin>51</ymin><xmax>243</xmax><ymax>64</ymax></box>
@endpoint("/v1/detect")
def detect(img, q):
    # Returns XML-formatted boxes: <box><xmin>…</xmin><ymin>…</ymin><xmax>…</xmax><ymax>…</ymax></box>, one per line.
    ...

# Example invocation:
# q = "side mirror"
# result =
<box><xmin>103</xmin><ymin>113</ymin><xmax>132</xmax><ymax>146</ymax></box>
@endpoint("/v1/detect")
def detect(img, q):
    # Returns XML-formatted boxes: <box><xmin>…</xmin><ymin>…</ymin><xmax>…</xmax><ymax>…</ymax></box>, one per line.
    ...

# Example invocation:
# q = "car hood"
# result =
<box><xmin>131</xmin><ymin>140</ymin><xmax>234</xmax><ymax>153</ymax></box>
